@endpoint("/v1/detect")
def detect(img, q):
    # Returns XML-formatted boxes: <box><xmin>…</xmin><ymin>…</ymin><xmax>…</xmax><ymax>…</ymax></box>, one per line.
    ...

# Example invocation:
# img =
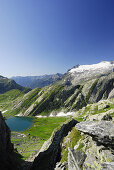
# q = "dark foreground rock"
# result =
<box><xmin>0</xmin><ymin>111</ymin><xmax>19</xmax><ymax>170</ymax></box>
<box><xmin>31</xmin><ymin>119</ymin><xmax>78</xmax><ymax>170</ymax></box>
<box><xmin>76</xmin><ymin>120</ymin><xmax>114</xmax><ymax>148</ymax></box>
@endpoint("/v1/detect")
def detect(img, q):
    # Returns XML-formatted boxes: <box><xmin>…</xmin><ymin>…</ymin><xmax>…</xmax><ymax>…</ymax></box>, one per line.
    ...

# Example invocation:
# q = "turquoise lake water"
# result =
<box><xmin>5</xmin><ymin>116</ymin><xmax>34</xmax><ymax>132</ymax></box>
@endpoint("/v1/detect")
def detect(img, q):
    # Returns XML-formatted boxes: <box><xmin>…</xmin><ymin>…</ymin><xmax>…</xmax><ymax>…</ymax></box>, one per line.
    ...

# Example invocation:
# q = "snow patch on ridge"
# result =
<box><xmin>35</xmin><ymin>115</ymin><xmax>47</xmax><ymax>118</ymax></box>
<box><xmin>69</xmin><ymin>61</ymin><xmax>114</xmax><ymax>73</ymax></box>
<box><xmin>56</xmin><ymin>111</ymin><xmax>74</xmax><ymax>117</ymax></box>
<box><xmin>35</xmin><ymin>112</ymin><xmax>74</xmax><ymax>118</ymax></box>
<box><xmin>2</xmin><ymin>110</ymin><xmax>8</xmax><ymax>113</ymax></box>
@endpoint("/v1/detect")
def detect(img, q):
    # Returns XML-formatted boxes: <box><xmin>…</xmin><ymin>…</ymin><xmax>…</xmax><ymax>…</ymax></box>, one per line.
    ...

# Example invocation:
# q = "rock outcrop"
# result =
<box><xmin>101</xmin><ymin>162</ymin><xmax>114</xmax><ymax>170</ymax></box>
<box><xmin>68</xmin><ymin>148</ymin><xmax>86</xmax><ymax>170</ymax></box>
<box><xmin>76</xmin><ymin>121</ymin><xmax>114</xmax><ymax>148</ymax></box>
<box><xmin>0</xmin><ymin>111</ymin><xmax>19</xmax><ymax>170</ymax></box>
<box><xmin>73</xmin><ymin>120</ymin><xmax>114</xmax><ymax>169</ymax></box>
<box><xmin>31</xmin><ymin>119</ymin><xmax>78</xmax><ymax>170</ymax></box>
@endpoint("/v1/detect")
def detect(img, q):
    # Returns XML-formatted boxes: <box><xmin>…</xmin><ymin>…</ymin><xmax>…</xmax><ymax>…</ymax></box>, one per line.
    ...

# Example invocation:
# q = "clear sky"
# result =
<box><xmin>0</xmin><ymin>0</ymin><xmax>114</xmax><ymax>77</ymax></box>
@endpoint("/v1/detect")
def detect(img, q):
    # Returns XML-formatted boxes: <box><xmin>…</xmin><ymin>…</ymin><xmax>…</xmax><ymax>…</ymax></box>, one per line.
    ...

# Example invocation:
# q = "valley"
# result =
<box><xmin>0</xmin><ymin>61</ymin><xmax>114</xmax><ymax>169</ymax></box>
<box><xmin>10</xmin><ymin>117</ymin><xmax>67</xmax><ymax>161</ymax></box>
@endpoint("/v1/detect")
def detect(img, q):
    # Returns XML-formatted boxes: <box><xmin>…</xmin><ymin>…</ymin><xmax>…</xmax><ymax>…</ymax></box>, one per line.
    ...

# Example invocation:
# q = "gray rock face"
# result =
<box><xmin>31</xmin><ymin>119</ymin><xmax>78</xmax><ymax>170</ymax></box>
<box><xmin>68</xmin><ymin>148</ymin><xmax>86</xmax><ymax>170</ymax></box>
<box><xmin>67</xmin><ymin>61</ymin><xmax>114</xmax><ymax>85</ymax></box>
<box><xmin>108</xmin><ymin>88</ymin><xmax>114</xmax><ymax>99</ymax></box>
<box><xmin>0</xmin><ymin>111</ymin><xmax>18</xmax><ymax>170</ymax></box>
<box><xmin>76</xmin><ymin>121</ymin><xmax>114</xmax><ymax>148</ymax></box>
<box><xmin>101</xmin><ymin>162</ymin><xmax>114</xmax><ymax>170</ymax></box>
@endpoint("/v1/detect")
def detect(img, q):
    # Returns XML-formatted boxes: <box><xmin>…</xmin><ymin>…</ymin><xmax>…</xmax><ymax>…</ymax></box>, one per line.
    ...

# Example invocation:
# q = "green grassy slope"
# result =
<box><xmin>0</xmin><ymin>89</ymin><xmax>31</xmax><ymax>117</ymax></box>
<box><xmin>0</xmin><ymin>76</ymin><xmax>30</xmax><ymax>94</ymax></box>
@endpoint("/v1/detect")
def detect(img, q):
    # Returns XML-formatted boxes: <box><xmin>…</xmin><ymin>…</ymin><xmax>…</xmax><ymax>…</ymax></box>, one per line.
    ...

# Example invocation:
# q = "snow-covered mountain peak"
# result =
<box><xmin>65</xmin><ymin>61</ymin><xmax>114</xmax><ymax>85</ymax></box>
<box><xmin>69</xmin><ymin>61</ymin><xmax>114</xmax><ymax>74</ymax></box>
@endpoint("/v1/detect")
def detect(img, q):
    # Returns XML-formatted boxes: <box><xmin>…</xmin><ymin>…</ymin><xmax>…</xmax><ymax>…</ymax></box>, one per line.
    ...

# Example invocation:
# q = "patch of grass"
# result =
<box><xmin>75</xmin><ymin>117</ymin><xmax>84</xmax><ymax>122</ymax></box>
<box><xmin>77</xmin><ymin>142</ymin><xmax>84</xmax><ymax>151</ymax></box>
<box><xmin>25</xmin><ymin>117</ymin><xmax>67</xmax><ymax>139</ymax></box>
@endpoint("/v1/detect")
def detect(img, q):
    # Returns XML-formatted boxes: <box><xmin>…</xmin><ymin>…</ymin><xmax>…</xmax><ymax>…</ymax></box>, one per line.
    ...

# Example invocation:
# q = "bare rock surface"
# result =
<box><xmin>101</xmin><ymin>162</ymin><xmax>114</xmax><ymax>170</ymax></box>
<box><xmin>68</xmin><ymin>148</ymin><xmax>86</xmax><ymax>170</ymax></box>
<box><xmin>108</xmin><ymin>88</ymin><xmax>114</xmax><ymax>99</ymax></box>
<box><xmin>76</xmin><ymin>120</ymin><xmax>114</xmax><ymax>148</ymax></box>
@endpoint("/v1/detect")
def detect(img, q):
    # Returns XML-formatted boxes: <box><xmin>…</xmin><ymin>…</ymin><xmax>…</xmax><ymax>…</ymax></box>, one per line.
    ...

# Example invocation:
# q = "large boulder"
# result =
<box><xmin>76</xmin><ymin>121</ymin><xmax>114</xmax><ymax>148</ymax></box>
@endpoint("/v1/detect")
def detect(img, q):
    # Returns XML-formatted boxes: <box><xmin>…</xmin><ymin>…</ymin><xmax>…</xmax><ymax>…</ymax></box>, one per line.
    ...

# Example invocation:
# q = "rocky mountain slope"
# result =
<box><xmin>11</xmin><ymin>61</ymin><xmax>114</xmax><ymax>117</ymax></box>
<box><xmin>11</xmin><ymin>73</ymin><xmax>63</xmax><ymax>89</ymax></box>
<box><xmin>65</xmin><ymin>61</ymin><xmax>114</xmax><ymax>85</ymax></box>
<box><xmin>0</xmin><ymin>75</ymin><xmax>30</xmax><ymax>94</ymax></box>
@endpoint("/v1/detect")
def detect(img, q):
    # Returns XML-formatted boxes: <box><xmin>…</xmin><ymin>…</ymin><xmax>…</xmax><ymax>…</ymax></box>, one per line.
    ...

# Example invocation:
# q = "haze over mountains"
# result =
<box><xmin>11</xmin><ymin>73</ymin><xmax>63</xmax><ymax>89</ymax></box>
<box><xmin>11</xmin><ymin>61</ymin><xmax>114</xmax><ymax>89</ymax></box>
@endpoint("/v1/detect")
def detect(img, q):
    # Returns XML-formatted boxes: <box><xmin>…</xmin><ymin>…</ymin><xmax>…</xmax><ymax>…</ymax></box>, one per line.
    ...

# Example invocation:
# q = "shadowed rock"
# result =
<box><xmin>0</xmin><ymin>111</ymin><xmax>19</xmax><ymax>170</ymax></box>
<box><xmin>102</xmin><ymin>114</ymin><xmax>112</xmax><ymax>121</ymax></box>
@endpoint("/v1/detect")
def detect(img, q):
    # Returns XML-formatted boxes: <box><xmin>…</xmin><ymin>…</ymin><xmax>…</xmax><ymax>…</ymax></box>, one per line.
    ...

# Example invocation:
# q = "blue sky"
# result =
<box><xmin>0</xmin><ymin>0</ymin><xmax>114</xmax><ymax>77</ymax></box>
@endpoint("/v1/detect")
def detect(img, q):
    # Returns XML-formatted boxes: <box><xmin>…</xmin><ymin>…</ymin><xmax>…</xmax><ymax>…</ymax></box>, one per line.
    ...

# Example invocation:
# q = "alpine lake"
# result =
<box><xmin>5</xmin><ymin>116</ymin><xmax>34</xmax><ymax>131</ymax></box>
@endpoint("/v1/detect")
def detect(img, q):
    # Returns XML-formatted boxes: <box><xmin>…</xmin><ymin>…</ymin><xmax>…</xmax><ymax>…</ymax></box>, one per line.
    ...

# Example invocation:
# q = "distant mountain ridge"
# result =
<box><xmin>11</xmin><ymin>73</ymin><xmax>63</xmax><ymax>89</ymax></box>
<box><xmin>0</xmin><ymin>75</ymin><xmax>30</xmax><ymax>94</ymax></box>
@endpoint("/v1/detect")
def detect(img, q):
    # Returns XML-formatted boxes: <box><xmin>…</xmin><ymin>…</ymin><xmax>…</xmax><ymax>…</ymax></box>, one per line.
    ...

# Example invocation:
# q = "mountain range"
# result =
<box><xmin>4</xmin><ymin>61</ymin><xmax>113</xmax><ymax>117</ymax></box>
<box><xmin>11</xmin><ymin>73</ymin><xmax>63</xmax><ymax>89</ymax></box>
